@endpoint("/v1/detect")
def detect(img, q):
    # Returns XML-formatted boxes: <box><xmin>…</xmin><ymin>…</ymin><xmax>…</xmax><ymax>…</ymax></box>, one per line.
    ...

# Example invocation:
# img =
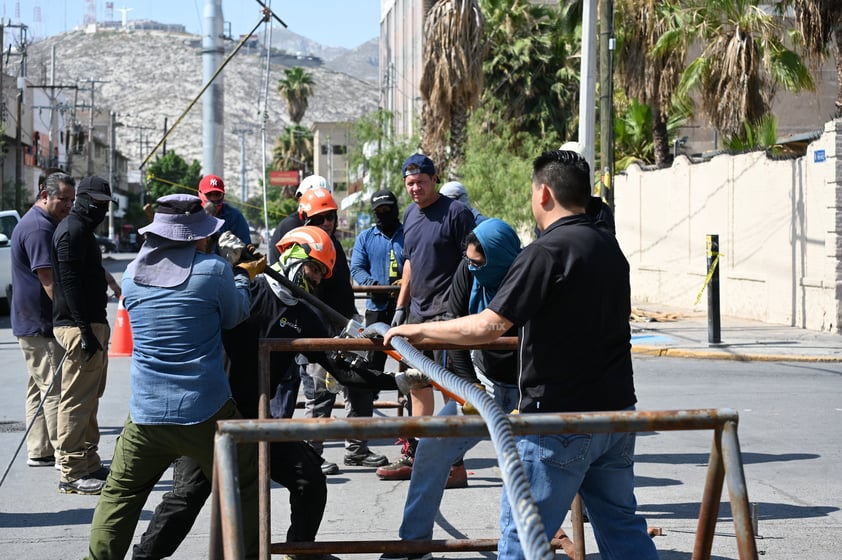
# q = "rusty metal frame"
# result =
<box><xmin>209</xmin><ymin>338</ymin><xmax>758</xmax><ymax>560</ymax></box>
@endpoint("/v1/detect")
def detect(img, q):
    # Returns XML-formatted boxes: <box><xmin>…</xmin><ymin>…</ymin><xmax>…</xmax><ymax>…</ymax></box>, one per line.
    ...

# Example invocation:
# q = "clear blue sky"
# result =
<box><xmin>7</xmin><ymin>0</ymin><xmax>380</xmax><ymax>49</ymax></box>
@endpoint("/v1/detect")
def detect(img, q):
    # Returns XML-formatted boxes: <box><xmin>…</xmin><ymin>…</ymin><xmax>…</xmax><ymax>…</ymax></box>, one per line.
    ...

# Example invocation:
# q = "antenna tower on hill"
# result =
<box><xmin>84</xmin><ymin>0</ymin><xmax>96</xmax><ymax>25</ymax></box>
<box><xmin>33</xmin><ymin>2</ymin><xmax>42</xmax><ymax>40</ymax></box>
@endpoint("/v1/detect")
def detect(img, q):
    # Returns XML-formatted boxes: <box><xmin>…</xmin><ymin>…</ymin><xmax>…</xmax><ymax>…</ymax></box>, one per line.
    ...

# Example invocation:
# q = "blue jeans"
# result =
<box><xmin>398</xmin><ymin>376</ymin><xmax>519</xmax><ymax>541</ymax></box>
<box><xmin>498</xmin><ymin>418</ymin><xmax>658</xmax><ymax>560</ymax></box>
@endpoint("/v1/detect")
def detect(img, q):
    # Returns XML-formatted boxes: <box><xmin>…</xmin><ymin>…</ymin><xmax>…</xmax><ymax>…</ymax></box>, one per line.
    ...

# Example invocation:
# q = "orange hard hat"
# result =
<box><xmin>298</xmin><ymin>187</ymin><xmax>337</xmax><ymax>220</ymax></box>
<box><xmin>276</xmin><ymin>225</ymin><xmax>336</xmax><ymax>278</ymax></box>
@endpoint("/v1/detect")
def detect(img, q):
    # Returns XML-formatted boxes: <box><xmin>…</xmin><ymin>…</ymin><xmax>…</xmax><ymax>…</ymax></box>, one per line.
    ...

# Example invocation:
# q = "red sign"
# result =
<box><xmin>269</xmin><ymin>170</ymin><xmax>300</xmax><ymax>187</ymax></box>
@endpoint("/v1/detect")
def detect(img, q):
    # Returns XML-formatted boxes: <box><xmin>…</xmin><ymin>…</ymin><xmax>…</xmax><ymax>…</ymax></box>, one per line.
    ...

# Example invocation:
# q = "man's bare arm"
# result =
<box><xmin>384</xmin><ymin>308</ymin><xmax>512</xmax><ymax>347</ymax></box>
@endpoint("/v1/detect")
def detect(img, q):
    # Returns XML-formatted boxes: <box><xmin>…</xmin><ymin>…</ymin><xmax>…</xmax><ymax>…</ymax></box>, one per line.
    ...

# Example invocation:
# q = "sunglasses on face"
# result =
<box><xmin>304</xmin><ymin>259</ymin><xmax>329</xmax><ymax>276</ymax></box>
<box><xmin>463</xmin><ymin>254</ymin><xmax>486</xmax><ymax>269</ymax></box>
<box><xmin>307</xmin><ymin>212</ymin><xmax>337</xmax><ymax>226</ymax></box>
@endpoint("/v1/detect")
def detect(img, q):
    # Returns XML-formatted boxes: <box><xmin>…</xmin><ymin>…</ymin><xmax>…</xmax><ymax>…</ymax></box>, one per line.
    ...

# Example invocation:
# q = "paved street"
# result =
<box><xmin>0</xmin><ymin>255</ymin><xmax>840</xmax><ymax>559</ymax></box>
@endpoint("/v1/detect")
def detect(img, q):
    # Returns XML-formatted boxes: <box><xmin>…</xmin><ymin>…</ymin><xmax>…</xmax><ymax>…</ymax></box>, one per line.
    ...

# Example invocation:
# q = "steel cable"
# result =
<box><xmin>364</xmin><ymin>322</ymin><xmax>552</xmax><ymax>560</ymax></box>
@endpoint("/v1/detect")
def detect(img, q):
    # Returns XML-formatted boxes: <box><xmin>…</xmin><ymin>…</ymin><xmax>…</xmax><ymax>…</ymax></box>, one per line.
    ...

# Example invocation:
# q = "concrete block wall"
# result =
<box><xmin>615</xmin><ymin>119</ymin><xmax>842</xmax><ymax>333</ymax></box>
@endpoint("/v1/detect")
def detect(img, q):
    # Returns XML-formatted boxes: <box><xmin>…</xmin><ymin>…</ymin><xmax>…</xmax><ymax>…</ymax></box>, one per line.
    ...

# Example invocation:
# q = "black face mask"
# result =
<box><xmin>374</xmin><ymin>206</ymin><xmax>399</xmax><ymax>236</ymax></box>
<box><xmin>73</xmin><ymin>193</ymin><xmax>109</xmax><ymax>228</ymax></box>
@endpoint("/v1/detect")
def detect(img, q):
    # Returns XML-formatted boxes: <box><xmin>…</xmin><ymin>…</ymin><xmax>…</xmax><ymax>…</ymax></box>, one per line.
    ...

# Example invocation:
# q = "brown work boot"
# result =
<box><xmin>445</xmin><ymin>461</ymin><xmax>468</xmax><ymax>489</ymax></box>
<box><xmin>375</xmin><ymin>437</ymin><xmax>415</xmax><ymax>480</ymax></box>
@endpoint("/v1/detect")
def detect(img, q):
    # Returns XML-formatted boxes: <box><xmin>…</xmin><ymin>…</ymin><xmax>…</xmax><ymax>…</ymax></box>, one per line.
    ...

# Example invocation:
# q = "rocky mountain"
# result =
<box><xmin>25</xmin><ymin>28</ymin><xmax>380</xmax><ymax>199</ymax></box>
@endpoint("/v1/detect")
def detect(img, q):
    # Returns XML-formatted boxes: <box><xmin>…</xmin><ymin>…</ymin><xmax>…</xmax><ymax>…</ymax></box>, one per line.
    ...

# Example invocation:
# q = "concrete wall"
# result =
<box><xmin>615</xmin><ymin>119</ymin><xmax>842</xmax><ymax>334</ymax></box>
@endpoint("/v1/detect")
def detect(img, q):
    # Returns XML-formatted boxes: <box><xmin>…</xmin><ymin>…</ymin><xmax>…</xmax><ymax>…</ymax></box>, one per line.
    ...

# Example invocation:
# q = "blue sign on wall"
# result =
<box><xmin>814</xmin><ymin>149</ymin><xmax>826</xmax><ymax>163</ymax></box>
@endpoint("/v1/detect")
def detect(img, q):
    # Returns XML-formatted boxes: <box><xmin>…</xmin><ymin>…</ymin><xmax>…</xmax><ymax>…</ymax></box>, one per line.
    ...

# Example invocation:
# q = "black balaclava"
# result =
<box><xmin>374</xmin><ymin>205</ymin><xmax>400</xmax><ymax>237</ymax></box>
<box><xmin>73</xmin><ymin>193</ymin><xmax>109</xmax><ymax>230</ymax></box>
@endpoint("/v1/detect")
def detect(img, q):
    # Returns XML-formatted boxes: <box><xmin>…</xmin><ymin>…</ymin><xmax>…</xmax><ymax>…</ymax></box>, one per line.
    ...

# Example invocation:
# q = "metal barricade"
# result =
<box><xmin>210</xmin><ymin>338</ymin><xmax>758</xmax><ymax>560</ymax></box>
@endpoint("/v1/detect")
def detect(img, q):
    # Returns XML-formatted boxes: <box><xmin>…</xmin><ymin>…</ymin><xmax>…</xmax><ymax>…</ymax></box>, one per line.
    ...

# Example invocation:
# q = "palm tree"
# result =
<box><xmin>271</xmin><ymin>125</ymin><xmax>313</xmax><ymax>197</ymax></box>
<box><xmin>419</xmin><ymin>0</ymin><xmax>486</xmax><ymax>177</ymax></box>
<box><xmin>679</xmin><ymin>0</ymin><xmax>813</xmax><ymax>143</ymax></box>
<box><xmin>277</xmin><ymin>67</ymin><xmax>315</xmax><ymax>125</ymax></box>
<box><xmin>478</xmin><ymin>0</ymin><xmax>579</xmax><ymax>149</ymax></box>
<box><xmin>616</xmin><ymin>0</ymin><xmax>690</xmax><ymax>167</ymax></box>
<box><xmin>779</xmin><ymin>0</ymin><xmax>842</xmax><ymax>115</ymax></box>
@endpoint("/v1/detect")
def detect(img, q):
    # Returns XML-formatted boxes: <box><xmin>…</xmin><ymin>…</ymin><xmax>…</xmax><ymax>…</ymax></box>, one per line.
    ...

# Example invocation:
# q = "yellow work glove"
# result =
<box><xmin>325</xmin><ymin>372</ymin><xmax>344</xmax><ymax>394</ymax></box>
<box><xmin>460</xmin><ymin>383</ymin><xmax>487</xmax><ymax>415</ymax></box>
<box><xmin>235</xmin><ymin>254</ymin><xmax>266</xmax><ymax>281</ymax></box>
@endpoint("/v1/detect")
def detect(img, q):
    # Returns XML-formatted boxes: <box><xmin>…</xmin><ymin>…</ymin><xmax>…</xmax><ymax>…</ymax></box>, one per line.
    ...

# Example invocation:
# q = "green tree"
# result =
<box><xmin>459</xmin><ymin>99</ymin><xmax>560</xmax><ymax>232</ymax></box>
<box><xmin>419</xmin><ymin>0</ymin><xmax>486</xmax><ymax>177</ymax></box>
<box><xmin>277</xmin><ymin>67</ymin><xmax>315</xmax><ymax>125</ymax></box>
<box><xmin>349</xmin><ymin>109</ymin><xmax>419</xmax><ymax>205</ymax></box>
<box><xmin>145</xmin><ymin>151</ymin><xmax>202</xmax><ymax>201</ymax></box>
<box><xmin>723</xmin><ymin>114</ymin><xmax>780</xmax><ymax>152</ymax></box>
<box><xmin>271</xmin><ymin>124</ymin><xmax>314</xmax><ymax>193</ymax></box>
<box><xmin>616</xmin><ymin>0</ymin><xmax>690</xmax><ymax>167</ymax></box>
<box><xmin>779</xmin><ymin>0</ymin><xmax>842</xmax><ymax>115</ymax></box>
<box><xmin>478</xmin><ymin>0</ymin><xmax>579</xmax><ymax>148</ymax></box>
<box><xmin>679</xmin><ymin>0</ymin><xmax>813</xmax><ymax>143</ymax></box>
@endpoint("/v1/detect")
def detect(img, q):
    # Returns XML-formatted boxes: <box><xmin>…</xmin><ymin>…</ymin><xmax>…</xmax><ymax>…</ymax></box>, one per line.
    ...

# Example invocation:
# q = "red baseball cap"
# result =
<box><xmin>198</xmin><ymin>174</ymin><xmax>225</xmax><ymax>194</ymax></box>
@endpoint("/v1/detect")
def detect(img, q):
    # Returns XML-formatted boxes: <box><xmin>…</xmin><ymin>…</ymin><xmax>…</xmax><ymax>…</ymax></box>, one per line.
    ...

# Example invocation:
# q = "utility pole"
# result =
<box><xmin>1</xmin><ymin>23</ymin><xmax>5</xmax><ymax>205</ymax></box>
<box><xmin>231</xmin><ymin>126</ymin><xmax>252</xmax><ymax>203</ymax></box>
<box><xmin>6</xmin><ymin>22</ymin><xmax>28</xmax><ymax>213</ymax></box>
<box><xmin>27</xmin><ymin>82</ymin><xmax>78</xmax><ymax>169</ymax></box>
<box><xmin>109</xmin><ymin>110</ymin><xmax>120</xmax><ymax>242</ymax></box>
<box><xmin>598</xmin><ymin>0</ymin><xmax>615</xmax><ymax>210</ymax></box>
<box><xmin>578</xmin><ymin>0</ymin><xmax>598</xmax><ymax>180</ymax></box>
<box><xmin>78</xmin><ymin>77</ymin><xmax>109</xmax><ymax>176</ymax></box>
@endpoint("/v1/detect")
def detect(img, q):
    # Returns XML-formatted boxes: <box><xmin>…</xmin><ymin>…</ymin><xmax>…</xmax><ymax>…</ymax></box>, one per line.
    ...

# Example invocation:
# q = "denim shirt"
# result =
<box><xmin>122</xmin><ymin>253</ymin><xmax>250</xmax><ymax>425</ymax></box>
<box><xmin>351</xmin><ymin>224</ymin><xmax>405</xmax><ymax>312</ymax></box>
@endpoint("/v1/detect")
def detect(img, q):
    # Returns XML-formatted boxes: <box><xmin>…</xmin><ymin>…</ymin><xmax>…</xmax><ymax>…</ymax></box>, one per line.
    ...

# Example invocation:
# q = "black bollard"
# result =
<box><xmin>706</xmin><ymin>234</ymin><xmax>721</xmax><ymax>344</ymax></box>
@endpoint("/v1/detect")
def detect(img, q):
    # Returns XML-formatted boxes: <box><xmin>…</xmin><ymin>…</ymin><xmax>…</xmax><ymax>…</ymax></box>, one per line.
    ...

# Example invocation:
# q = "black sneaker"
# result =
<box><xmin>321</xmin><ymin>461</ymin><xmax>339</xmax><ymax>475</ymax></box>
<box><xmin>379</xmin><ymin>553</ymin><xmax>432</xmax><ymax>560</ymax></box>
<box><xmin>58</xmin><ymin>476</ymin><xmax>105</xmax><ymax>495</ymax></box>
<box><xmin>344</xmin><ymin>451</ymin><xmax>388</xmax><ymax>467</ymax></box>
<box><xmin>27</xmin><ymin>456</ymin><xmax>55</xmax><ymax>467</ymax></box>
<box><xmin>89</xmin><ymin>465</ymin><xmax>110</xmax><ymax>481</ymax></box>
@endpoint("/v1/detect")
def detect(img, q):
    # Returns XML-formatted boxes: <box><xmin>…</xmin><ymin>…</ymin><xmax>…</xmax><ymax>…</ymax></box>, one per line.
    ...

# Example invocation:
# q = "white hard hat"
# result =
<box><xmin>440</xmin><ymin>181</ymin><xmax>470</xmax><ymax>205</ymax></box>
<box><xmin>295</xmin><ymin>175</ymin><xmax>330</xmax><ymax>198</ymax></box>
<box><xmin>560</xmin><ymin>141</ymin><xmax>585</xmax><ymax>154</ymax></box>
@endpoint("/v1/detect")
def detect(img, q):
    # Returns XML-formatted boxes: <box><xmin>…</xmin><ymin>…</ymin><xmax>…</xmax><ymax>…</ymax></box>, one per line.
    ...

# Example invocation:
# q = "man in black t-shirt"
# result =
<box><xmin>385</xmin><ymin>150</ymin><xmax>658</xmax><ymax>560</ymax></box>
<box><xmin>376</xmin><ymin>154</ymin><xmax>475</xmax><ymax>481</ymax></box>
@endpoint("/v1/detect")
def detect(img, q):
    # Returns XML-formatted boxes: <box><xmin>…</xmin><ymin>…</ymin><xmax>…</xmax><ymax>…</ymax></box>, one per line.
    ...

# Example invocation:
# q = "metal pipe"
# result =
<box><xmin>215</xmin><ymin>408</ymin><xmax>752</xmax><ymax>558</ymax></box>
<box><xmin>218</xmin><ymin>408</ymin><xmax>741</xmax><ymax>443</ymax></box>
<box><xmin>259</xmin><ymin>337</ymin><xmax>517</xmax><ymax>352</ymax></box>
<box><xmin>721</xmin><ymin>420</ymin><xmax>759</xmax><ymax>560</ymax></box>
<box><xmin>570</xmin><ymin>494</ymin><xmax>586</xmax><ymax>560</ymax></box>
<box><xmin>0</xmin><ymin>351</ymin><xmax>68</xmax><ymax>487</ymax></box>
<box><xmin>694</xmin><ymin>427</ymin><xmax>725</xmax><ymax>559</ymax></box>
<box><xmin>214</xmin><ymin>433</ymin><xmax>245</xmax><ymax>559</ymax></box>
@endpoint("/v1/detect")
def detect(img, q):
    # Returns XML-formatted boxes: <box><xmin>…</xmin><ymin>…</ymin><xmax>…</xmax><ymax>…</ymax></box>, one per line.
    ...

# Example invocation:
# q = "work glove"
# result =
<box><xmin>218</xmin><ymin>231</ymin><xmax>246</xmax><ymax>265</ymax></box>
<box><xmin>391</xmin><ymin>307</ymin><xmax>408</xmax><ymax>327</ymax></box>
<box><xmin>393</xmin><ymin>368</ymin><xmax>431</xmax><ymax>396</ymax></box>
<box><xmin>235</xmin><ymin>255</ymin><xmax>267</xmax><ymax>281</ymax></box>
<box><xmin>460</xmin><ymin>383</ymin><xmax>487</xmax><ymax>415</ymax></box>
<box><xmin>79</xmin><ymin>325</ymin><xmax>103</xmax><ymax>362</ymax></box>
<box><xmin>325</xmin><ymin>372</ymin><xmax>344</xmax><ymax>394</ymax></box>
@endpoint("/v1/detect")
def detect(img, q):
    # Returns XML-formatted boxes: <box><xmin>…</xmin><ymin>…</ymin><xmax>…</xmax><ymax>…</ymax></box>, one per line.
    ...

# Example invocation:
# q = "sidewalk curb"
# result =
<box><xmin>632</xmin><ymin>345</ymin><xmax>842</xmax><ymax>362</ymax></box>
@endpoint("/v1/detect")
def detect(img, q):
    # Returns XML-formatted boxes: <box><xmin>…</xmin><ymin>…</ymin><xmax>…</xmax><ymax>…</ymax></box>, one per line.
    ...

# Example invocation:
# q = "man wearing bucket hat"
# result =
<box><xmin>85</xmin><ymin>194</ymin><xmax>263</xmax><ymax>560</ymax></box>
<box><xmin>51</xmin><ymin>175</ymin><xmax>115</xmax><ymax>495</ymax></box>
<box><xmin>132</xmin><ymin>226</ymin><xmax>395</xmax><ymax>560</ymax></box>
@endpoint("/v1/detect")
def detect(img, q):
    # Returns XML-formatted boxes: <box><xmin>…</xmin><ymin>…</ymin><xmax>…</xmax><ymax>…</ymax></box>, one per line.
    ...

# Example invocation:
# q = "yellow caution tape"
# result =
<box><xmin>693</xmin><ymin>253</ymin><xmax>722</xmax><ymax>306</ymax></box>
